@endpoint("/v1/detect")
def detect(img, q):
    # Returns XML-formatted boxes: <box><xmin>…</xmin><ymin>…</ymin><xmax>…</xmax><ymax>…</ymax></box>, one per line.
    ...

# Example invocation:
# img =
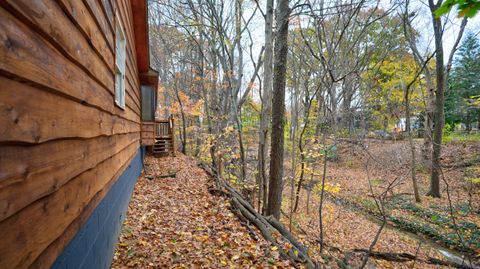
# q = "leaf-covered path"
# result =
<box><xmin>111</xmin><ymin>154</ymin><xmax>287</xmax><ymax>268</ymax></box>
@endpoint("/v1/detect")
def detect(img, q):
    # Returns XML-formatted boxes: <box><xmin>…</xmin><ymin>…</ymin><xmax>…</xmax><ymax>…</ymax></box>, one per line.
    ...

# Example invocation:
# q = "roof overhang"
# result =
<box><xmin>131</xmin><ymin>0</ymin><xmax>158</xmax><ymax>88</ymax></box>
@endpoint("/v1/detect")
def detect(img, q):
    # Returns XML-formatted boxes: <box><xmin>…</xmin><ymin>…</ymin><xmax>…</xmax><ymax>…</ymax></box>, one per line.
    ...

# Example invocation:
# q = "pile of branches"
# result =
<box><xmin>198</xmin><ymin>162</ymin><xmax>317</xmax><ymax>269</ymax></box>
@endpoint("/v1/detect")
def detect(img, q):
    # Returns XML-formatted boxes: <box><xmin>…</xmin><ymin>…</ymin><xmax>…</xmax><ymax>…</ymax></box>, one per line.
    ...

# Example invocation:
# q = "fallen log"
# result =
<box><xmin>145</xmin><ymin>173</ymin><xmax>176</xmax><ymax>180</ymax></box>
<box><xmin>352</xmin><ymin>249</ymin><xmax>416</xmax><ymax>262</ymax></box>
<box><xmin>158</xmin><ymin>172</ymin><xmax>176</xmax><ymax>178</ymax></box>
<box><xmin>352</xmin><ymin>249</ymin><xmax>476</xmax><ymax>269</ymax></box>
<box><xmin>198</xmin><ymin>161</ymin><xmax>317</xmax><ymax>269</ymax></box>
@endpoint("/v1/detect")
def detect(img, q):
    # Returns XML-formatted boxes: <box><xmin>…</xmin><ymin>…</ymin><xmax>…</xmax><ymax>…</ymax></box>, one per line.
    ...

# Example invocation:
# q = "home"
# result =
<box><xmin>0</xmin><ymin>0</ymin><xmax>164</xmax><ymax>268</ymax></box>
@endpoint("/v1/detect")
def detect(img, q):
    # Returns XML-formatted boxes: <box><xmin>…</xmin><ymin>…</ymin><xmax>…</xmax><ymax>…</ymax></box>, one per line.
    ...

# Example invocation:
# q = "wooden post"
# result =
<box><xmin>171</xmin><ymin>116</ymin><xmax>176</xmax><ymax>156</ymax></box>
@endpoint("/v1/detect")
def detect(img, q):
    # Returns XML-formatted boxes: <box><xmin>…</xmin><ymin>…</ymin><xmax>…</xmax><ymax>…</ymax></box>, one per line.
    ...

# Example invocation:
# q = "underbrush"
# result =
<box><xmin>345</xmin><ymin>194</ymin><xmax>479</xmax><ymax>257</ymax></box>
<box><xmin>442</xmin><ymin>132</ymin><xmax>480</xmax><ymax>143</ymax></box>
<box><xmin>389</xmin><ymin>197</ymin><xmax>480</xmax><ymax>255</ymax></box>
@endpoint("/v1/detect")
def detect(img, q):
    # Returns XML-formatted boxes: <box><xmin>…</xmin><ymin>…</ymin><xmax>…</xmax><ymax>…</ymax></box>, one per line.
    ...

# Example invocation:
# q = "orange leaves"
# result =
<box><xmin>112</xmin><ymin>154</ymin><xmax>286</xmax><ymax>268</ymax></box>
<box><xmin>171</xmin><ymin>90</ymin><xmax>204</xmax><ymax>117</ymax></box>
<box><xmin>193</xmin><ymin>234</ymin><xmax>210</xmax><ymax>242</ymax></box>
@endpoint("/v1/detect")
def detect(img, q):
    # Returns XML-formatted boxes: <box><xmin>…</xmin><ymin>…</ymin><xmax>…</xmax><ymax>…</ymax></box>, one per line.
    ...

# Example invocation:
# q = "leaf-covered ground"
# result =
<box><xmin>112</xmin><ymin>154</ymin><xmax>293</xmax><ymax>268</ymax></box>
<box><xmin>283</xmin><ymin>139</ymin><xmax>479</xmax><ymax>268</ymax></box>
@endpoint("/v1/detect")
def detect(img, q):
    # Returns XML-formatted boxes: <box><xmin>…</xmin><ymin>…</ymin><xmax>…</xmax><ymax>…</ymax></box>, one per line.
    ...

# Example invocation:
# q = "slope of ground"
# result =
<box><xmin>283</xmin><ymin>138</ymin><xmax>479</xmax><ymax>268</ymax></box>
<box><xmin>328</xmin><ymin>139</ymin><xmax>480</xmax><ymax>256</ymax></box>
<box><xmin>111</xmin><ymin>154</ymin><xmax>292</xmax><ymax>268</ymax></box>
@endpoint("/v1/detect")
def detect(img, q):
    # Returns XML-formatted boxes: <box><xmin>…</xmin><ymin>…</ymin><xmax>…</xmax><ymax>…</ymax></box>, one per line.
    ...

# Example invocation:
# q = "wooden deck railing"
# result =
<box><xmin>155</xmin><ymin>119</ymin><xmax>172</xmax><ymax>138</ymax></box>
<box><xmin>141</xmin><ymin>116</ymin><xmax>175</xmax><ymax>156</ymax></box>
<box><xmin>153</xmin><ymin>116</ymin><xmax>175</xmax><ymax>156</ymax></box>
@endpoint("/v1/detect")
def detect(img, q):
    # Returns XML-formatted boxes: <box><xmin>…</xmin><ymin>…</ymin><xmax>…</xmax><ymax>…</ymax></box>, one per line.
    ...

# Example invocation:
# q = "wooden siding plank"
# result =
<box><xmin>56</xmin><ymin>0</ymin><xmax>114</xmax><ymax>72</ymax></box>
<box><xmin>142</xmin><ymin>138</ymin><xmax>155</xmax><ymax>146</ymax></box>
<box><xmin>117</xmin><ymin>0</ymin><xmax>141</xmax><ymax>100</ymax></box>
<box><xmin>0</xmin><ymin>132</ymin><xmax>139</xmax><ymax>221</ymax></box>
<box><xmin>125</xmin><ymin>86</ymin><xmax>141</xmax><ymax>114</ymax></box>
<box><xmin>117</xmin><ymin>0</ymin><xmax>141</xmax><ymax>103</ymax></box>
<box><xmin>0</xmin><ymin>8</ymin><xmax>139</xmax><ymax>125</ymax></box>
<box><xmin>0</xmin><ymin>77</ymin><xmax>139</xmax><ymax>144</ymax></box>
<box><xmin>141</xmin><ymin>123</ymin><xmax>155</xmax><ymax>132</ymax></box>
<box><xmin>119</xmin><ymin>0</ymin><xmax>138</xmax><ymax>66</ymax></box>
<box><xmin>126</xmin><ymin>55</ymin><xmax>141</xmax><ymax>103</ymax></box>
<box><xmin>117</xmin><ymin>0</ymin><xmax>142</xmax><ymax>104</ymax></box>
<box><xmin>97</xmin><ymin>0</ymin><xmax>115</xmax><ymax>36</ymax></box>
<box><xmin>29</xmin><ymin>148</ymin><xmax>137</xmax><ymax>269</ymax></box>
<box><xmin>0</xmin><ymin>140</ymin><xmax>139</xmax><ymax>269</ymax></box>
<box><xmin>141</xmin><ymin>132</ymin><xmax>154</xmax><ymax>139</ymax></box>
<box><xmin>83</xmin><ymin>0</ymin><xmax>114</xmax><ymax>52</ymax></box>
<box><xmin>2</xmin><ymin>0</ymin><xmax>114</xmax><ymax>92</ymax></box>
<box><xmin>126</xmin><ymin>73</ymin><xmax>142</xmax><ymax>111</ymax></box>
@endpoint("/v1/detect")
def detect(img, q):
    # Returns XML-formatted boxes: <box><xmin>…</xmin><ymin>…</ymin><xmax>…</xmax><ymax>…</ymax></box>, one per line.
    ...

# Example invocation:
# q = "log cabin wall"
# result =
<box><xmin>0</xmin><ymin>0</ymin><xmax>156</xmax><ymax>268</ymax></box>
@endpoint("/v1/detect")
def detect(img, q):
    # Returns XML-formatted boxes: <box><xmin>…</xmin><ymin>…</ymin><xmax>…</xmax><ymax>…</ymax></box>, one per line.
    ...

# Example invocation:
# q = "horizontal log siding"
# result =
<box><xmin>0</xmin><ymin>0</ymin><xmax>142</xmax><ymax>268</ymax></box>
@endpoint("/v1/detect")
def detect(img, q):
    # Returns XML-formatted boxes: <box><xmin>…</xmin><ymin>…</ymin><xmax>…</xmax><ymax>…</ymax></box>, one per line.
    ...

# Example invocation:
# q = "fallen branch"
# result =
<box><xmin>158</xmin><ymin>172</ymin><xmax>177</xmax><ymax>178</ymax></box>
<box><xmin>353</xmin><ymin>249</ymin><xmax>476</xmax><ymax>269</ymax></box>
<box><xmin>145</xmin><ymin>173</ymin><xmax>176</xmax><ymax>180</ymax></box>
<box><xmin>353</xmin><ymin>249</ymin><xmax>416</xmax><ymax>262</ymax></box>
<box><xmin>198</xmin><ymin>161</ymin><xmax>317</xmax><ymax>268</ymax></box>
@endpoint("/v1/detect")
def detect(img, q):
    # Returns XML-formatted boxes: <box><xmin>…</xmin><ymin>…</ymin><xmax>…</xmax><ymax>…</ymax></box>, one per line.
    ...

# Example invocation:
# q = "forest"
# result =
<box><xmin>142</xmin><ymin>0</ymin><xmax>480</xmax><ymax>267</ymax></box>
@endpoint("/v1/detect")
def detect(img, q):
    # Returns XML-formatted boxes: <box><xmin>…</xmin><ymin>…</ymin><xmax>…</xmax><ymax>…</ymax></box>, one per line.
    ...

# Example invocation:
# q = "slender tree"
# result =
<box><xmin>428</xmin><ymin>0</ymin><xmax>467</xmax><ymax>197</ymax></box>
<box><xmin>267</xmin><ymin>0</ymin><xmax>290</xmax><ymax>219</ymax></box>
<box><xmin>257</xmin><ymin>0</ymin><xmax>274</xmax><ymax>214</ymax></box>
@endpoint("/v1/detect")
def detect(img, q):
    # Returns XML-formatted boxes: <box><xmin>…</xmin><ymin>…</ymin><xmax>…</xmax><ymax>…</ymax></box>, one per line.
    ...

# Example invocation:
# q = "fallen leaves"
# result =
<box><xmin>112</xmin><ymin>154</ymin><xmax>291</xmax><ymax>268</ymax></box>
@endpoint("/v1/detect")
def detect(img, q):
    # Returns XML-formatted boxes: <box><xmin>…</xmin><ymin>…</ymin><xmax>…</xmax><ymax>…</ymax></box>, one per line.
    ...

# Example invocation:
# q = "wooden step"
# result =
<box><xmin>153</xmin><ymin>142</ymin><xmax>172</xmax><ymax>146</ymax></box>
<box><xmin>155</xmin><ymin>135</ymin><xmax>172</xmax><ymax>140</ymax></box>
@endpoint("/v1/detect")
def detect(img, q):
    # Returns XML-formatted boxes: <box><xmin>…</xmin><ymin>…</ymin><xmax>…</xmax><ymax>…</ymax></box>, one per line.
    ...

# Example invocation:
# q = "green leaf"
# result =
<box><xmin>435</xmin><ymin>0</ymin><xmax>480</xmax><ymax>18</ymax></box>
<box><xmin>434</xmin><ymin>0</ymin><xmax>458</xmax><ymax>17</ymax></box>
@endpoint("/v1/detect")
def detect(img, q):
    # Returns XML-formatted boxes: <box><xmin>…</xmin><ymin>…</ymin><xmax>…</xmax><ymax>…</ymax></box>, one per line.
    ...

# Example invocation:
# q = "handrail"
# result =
<box><xmin>152</xmin><ymin>116</ymin><xmax>176</xmax><ymax>156</ymax></box>
<box><xmin>154</xmin><ymin>116</ymin><xmax>174</xmax><ymax>138</ymax></box>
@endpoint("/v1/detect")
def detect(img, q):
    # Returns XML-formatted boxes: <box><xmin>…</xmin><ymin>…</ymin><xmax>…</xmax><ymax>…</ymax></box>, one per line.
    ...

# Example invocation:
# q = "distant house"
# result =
<box><xmin>0</xmin><ymin>1</ymin><xmax>160</xmax><ymax>268</ymax></box>
<box><xmin>395</xmin><ymin>116</ymin><xmax>421</xmax><ymax>132</ymax></box>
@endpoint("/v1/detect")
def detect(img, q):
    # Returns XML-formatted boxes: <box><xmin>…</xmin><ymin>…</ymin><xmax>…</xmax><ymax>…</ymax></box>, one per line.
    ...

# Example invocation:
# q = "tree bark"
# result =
<box><xmin>402</xmin><ymin>4</ymin><xmax>435</xmax><ymax>164</ymax></box>
<box><xmin>403</xmin><ymin>80</ymin><xmax>421</xmax><ymax>203</ymax></box>
<box><xmin>174</xmin><ymin>85</ymin><xmax>188</xmax><ymax>154</ymax></box>
<box><xmin>330</xmin><ymin>83</ymin><xmax>338</xmax><ymax>132</ymax></box>
<box><xmin>294</xmin><ymin>80</ymin><xmax>315</xmax><ymax>213</ymax></box>
<box><xmin>267</xmin><ymin>0</ymin><xmax>290</xmax><ymax>219</ymax></box>
<box><xmin>428</xmin><ymin>0</ymin><xmax>444</xmax><ymax>198</ymax></box>
<box><xmin>233</xmin><ymin>0</ymin><xmax>247</xmax><ymax>182</ymax></box>
<box><xmin>314</xmin><ymin>90</ymin><xmax>324</xmax><ymax>142</ymax></box>
<box><xmin>318</xmin><ymin>132</ymin><xmax>328</xmax><ymax>253</ymax></box>
<box><xmin>289</xmin><ymin>74</ymin><xmax>299</xmax><ymax>230</ymax></box>
<box><xmin>257</xmin><ymin>0</ymin><xmax>274</xmax><ymax>214</ymax></box>
<box><xmin>422</xmin><ymin>72</ymin><xmax>435</xmax><ymax>164</ymax></box>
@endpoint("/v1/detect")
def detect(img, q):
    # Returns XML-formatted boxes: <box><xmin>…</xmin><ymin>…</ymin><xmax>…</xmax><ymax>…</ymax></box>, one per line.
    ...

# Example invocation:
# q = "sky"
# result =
<box><xmin>411</xmin><ymin>2</ymin><xmax>480</xmax><ymax>62</ymax></box>
<box><xmin>238</xmin><ymin>0</ymin><xmax>480</xmax><ymax>98</ymax></box>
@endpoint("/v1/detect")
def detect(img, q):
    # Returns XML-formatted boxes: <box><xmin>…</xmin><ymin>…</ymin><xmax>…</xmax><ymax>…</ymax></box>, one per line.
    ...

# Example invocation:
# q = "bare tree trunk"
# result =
<box><xmin>330</xmin><ymin>83</ymin><xmax>337</xmax><ymax>132</ymax></box>
<box><xmin>306</xmin><ymin>189</ymin><xmax>311</xmax><ymax>215</ymax></box>
<box><xmin>422</xmin><ymin>73</ymin><xmax>435</xmax><ymax>164</ymax></box>
<box><xmin>208</xmin><ymin>57</ymin><xmax>219</xmax><ymax>169</ymax></box>
<box><xmin>174</xmin><ymin>85</ymin><xmax>188</xmax><ymax>154</ymax></box>
<box><xmin>289</xmin><ymin>86</ymin><xmax>298</xmax><ymax>231</ymax></box>
<box><xmin>402</xmin><ymin>1</ymin><xmax>435</xmax><ymax>164</ymax></box>
<box><xmin>267</xmin><ymin>0</ymin><xmax>290</xmax><ymax>219</ymax></box>
<box><xmin>403</xmin><ymin>80</ymin><xmax>421</xmax><ymax>203</ymax></box>
<box><xmin>318</xmin><ymin>132</ymin><xmax>328</xmax><ymax>254</ymax></box>
<box><xmin>314</xmin><ymin>90</ymin><xmax>324</xmax><ymax>142</ymax></box>
<box><xmin>427</xmin><ymin>4</ymin><xmax>467</xmax><ymax>197</ymax></box>
<box><xmin>257</xmin><ymin>0</ymin><xmax>274</xmax><ymax>214</ymax></box>
<box><xmin>233</xmin><ymin>105</ymin><xmax>247</xmax><ymax>182</ymax></box>
<box><xmin>294</xmin><ymin>81</ymin><xmax>315</xmax><ymax>213</ymax></box>
<box><xmin>428</xmin><ymin>0</ymin><xmax>444</xmax><ymax>198</ymax></box>
<box><xmin>234</xmin><ymin>0</ymin><xmax>247</xmax><ymax>182</ymax></box>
